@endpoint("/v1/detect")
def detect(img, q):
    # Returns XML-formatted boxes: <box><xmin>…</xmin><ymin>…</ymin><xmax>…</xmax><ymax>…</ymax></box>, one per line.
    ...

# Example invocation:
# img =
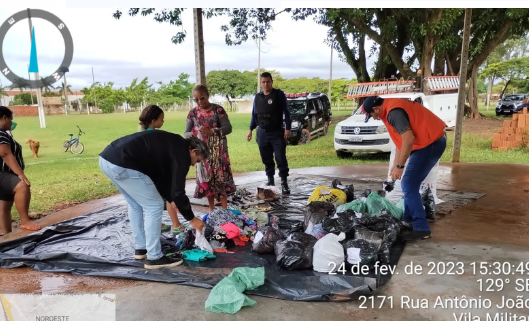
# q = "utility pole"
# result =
<box><xmin>328</xmin><ymin>44</ymin><xmax>333</xmax><ymax>100</ymax></box>
<box><xmin>452</xmin><ymin>8</ymin><xmax>472</xmax><ymax>163</ymax></box>
<box><xmin>257</xmin><ymin>36</ymin><xmax>261</xmax><ymax>93</ymax></box>
<box><xmin>27</xmin><ymin>64</ymin><xmax>34</xmax><ymax>105</ymax></box>
<box><xmin>27</xmin><ymin>9</ymin><xmax>45</xmax><ymax>128</ymax></box>
<box><xmin>193</xmin><ymin>9</ymin><xmax>206</xmax><ymax>85</ymax></box>
<box><xmin>62</xmin><ymin>68</ymin><xmax>69</xmax><ymax>115</ymax></box>
<box><xmin>90</xmin><ymin>67</ymin><xmax>96</xmax><ymax>115</ymax></box>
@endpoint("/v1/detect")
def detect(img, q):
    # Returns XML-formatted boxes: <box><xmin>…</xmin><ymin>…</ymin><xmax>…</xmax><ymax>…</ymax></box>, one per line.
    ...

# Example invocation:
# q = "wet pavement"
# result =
<box><xmin>0</xmin><ymin>163</ymin><xmax>528</xmax><ymax>320</ymax></box>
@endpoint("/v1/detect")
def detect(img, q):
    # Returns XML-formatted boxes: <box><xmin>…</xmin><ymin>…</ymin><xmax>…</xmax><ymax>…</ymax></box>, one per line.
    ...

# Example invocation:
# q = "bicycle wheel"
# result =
<box><xmin>62</xmin><ymin>141</ymin><xmax>70</xmax><ymax>152</ymax></box>
<box><xmin>70</xmin><ymin>142</ymin><xmax>85</xmax><ymax>154</ymax></box>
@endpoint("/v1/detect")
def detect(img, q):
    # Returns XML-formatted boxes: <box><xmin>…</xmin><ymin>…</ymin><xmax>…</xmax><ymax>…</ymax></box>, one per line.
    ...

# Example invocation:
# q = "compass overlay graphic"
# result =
<box><xmin>0</xmin><ymin>9</ymin><xmax>74</xmax><ymax>89</ymax></box>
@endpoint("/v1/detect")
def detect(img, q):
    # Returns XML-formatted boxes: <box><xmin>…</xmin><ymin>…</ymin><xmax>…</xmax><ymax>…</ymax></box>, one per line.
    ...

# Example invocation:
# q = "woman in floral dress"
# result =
<box><xmin>184</xmin><ymin>84</ymin><xmax>236</xmax><ymax>211</ymax></box>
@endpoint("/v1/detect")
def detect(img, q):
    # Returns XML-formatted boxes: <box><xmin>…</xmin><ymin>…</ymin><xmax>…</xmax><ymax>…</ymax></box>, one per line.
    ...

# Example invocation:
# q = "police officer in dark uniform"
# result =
<box><xmin>247</xmin><ymin>72</ymin><xmax>291</xmax><ymax>194</ymax></box>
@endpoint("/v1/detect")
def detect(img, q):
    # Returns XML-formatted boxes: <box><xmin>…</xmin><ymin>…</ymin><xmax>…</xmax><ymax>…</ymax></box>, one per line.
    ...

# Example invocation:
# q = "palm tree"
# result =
<box><xmin>39</xmin><ymin>77</ymin><xmax>54</xmax><ymax>92</ymax></box>
<box><xmin>9</xmin><ymin>77</ymin><xmax>29</xmax><ymax>94</ymax></box>
<box><xmin>56</xmin><ymin>82</ymin><xmax>73</xmax><ymax>100</ymax></box>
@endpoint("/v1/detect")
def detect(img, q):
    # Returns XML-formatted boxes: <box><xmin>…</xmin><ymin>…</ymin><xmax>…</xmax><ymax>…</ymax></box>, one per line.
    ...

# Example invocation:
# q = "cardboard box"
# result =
<box><xmin>513</xmin><ymin>114</ymin><xmax>519</xmax><ymax>121</ymax></box>
<box><xmin>503</xmin><ymin>120</ymin><xmax>512</xmax><ymax>128</ymax></box>
<box><xmin>515</xmin><ymin>135</ymin><xmax>524</xmax><ymax>142</ymax></box>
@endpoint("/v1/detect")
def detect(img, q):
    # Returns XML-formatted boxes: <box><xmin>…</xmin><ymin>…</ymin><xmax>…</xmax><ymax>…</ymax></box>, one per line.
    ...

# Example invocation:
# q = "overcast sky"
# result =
<box><xmin>0</xmin><ymin>8</ymin><xmax>376</xmax><ymax>90</ymax></box>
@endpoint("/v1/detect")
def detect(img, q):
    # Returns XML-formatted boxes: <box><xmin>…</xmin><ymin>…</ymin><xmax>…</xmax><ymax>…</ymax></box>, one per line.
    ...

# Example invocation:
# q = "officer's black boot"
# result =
<box><xmin>266</xmin><ymin>176</ymin><xmax>275</xmax><ymax>186</ymax></box>
<box><xmin>281</xmin><ymin>177</ymin><xmax>290</xmax><ymax>195</ymax></box>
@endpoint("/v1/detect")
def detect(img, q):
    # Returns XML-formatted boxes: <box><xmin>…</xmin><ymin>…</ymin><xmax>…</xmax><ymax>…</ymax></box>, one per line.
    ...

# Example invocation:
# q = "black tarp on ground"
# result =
<box><xmin>0</xmin><ymin>176</ymin><xmax>482</xmax><ymax>302</ymax></box>
<box><xmin>0</xmin><ymin>207</ymin><xmax>398</xmax><ymax>301</ymax></box>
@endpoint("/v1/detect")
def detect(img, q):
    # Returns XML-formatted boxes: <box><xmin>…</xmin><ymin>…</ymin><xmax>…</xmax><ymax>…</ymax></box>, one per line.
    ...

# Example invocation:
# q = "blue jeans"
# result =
<box><xmin>401</xmin><ymin>135</ymin><xmax>447</xmax><ymax>231</ymax></box>
<box><xmin>99</xmin><ymin>157</ymin><xmax>164</xmax><ymax>260</ymax></box>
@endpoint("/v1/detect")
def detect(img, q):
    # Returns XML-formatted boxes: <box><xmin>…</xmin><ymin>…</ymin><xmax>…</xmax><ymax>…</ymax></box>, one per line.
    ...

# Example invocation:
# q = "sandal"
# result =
<box><xmin>173</xmin><ymin>226</ymin><xmax>186</xmax><ymax>235</ymax></box>
<box><xmin>161</xmin><ymin>223</ymin><xmax>171</xmax><ymax>232</ymax></box>
<box><xmin>20</xmin><ymin>223</ymin><xmax>42</xmax><ymax>231</ymax></box>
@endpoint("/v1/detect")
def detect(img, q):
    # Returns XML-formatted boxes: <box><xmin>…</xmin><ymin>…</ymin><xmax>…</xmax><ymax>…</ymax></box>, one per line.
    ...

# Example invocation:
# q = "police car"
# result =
<box><xmin>283</xmin><ymin>92</ymin><xmax>333</xmax><ymax>145</ymax></box>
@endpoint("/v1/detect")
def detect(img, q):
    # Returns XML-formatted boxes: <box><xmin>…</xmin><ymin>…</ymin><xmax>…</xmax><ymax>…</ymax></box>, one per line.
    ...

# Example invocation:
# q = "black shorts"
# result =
<box><xmin>0</xmin><ymin>171</ymin><xmax>20</xmax><ymax>202</ymax></box>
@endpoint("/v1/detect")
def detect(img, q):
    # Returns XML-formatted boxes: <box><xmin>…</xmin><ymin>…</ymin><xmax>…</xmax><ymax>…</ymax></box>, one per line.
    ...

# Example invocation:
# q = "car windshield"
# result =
<box><xmin>503</xmin><ymin>95</ymin><xmax>524</xmax><ymax>102</ymax></box>
<box><xmin>287</xmin><ymin>101</ymin><xmax>306</xmax><ymax>115</ymax></box>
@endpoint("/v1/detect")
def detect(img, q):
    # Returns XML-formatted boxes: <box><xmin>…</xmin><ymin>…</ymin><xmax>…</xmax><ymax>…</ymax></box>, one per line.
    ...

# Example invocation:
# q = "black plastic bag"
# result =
<box><xmin>303</xmin><ymin>201</ymin><xmax>335</xmax><ymax>230</ymax></box>
<box><xmin>377</xmin><ymin>190</ymin><xmax>386</xmax><ymax>198</ymax></box>
<box><xmin>383</xmin><ymin>180</ymin><xmax>395</xmax><ymax>193</ymax></box>
<box><xmin>331</xmin><ymin>179</ymin><xmax>355</xmax><ymax>203</ymax></box>
<box><xmin>275</xmin><ymin>233</ymin><xmax>317</xmax><ymax>270</ymax></box>
<box><xmin>278</xmin><ymin>219</ymin><xmax>304</xmax><ymax>234</ymax></box>
<box><xmin>343</xmin><ymin>239</ymin><xmax>380</xmax><ymax>267</ymax></box>
<box><xmin>322</xmin><ymin>216</ymin><xmax>354</xmax><ymax>235</ymax></box>
<box><xmin>252</xmin><ymin>226</ymin><xmax>285</xmax><ymax>254</ymax></box>
<box><xmin>421</xmin><ymin>187</ymin><xmax>436</xmax><ymax>220</ymax></box>
<box><xmin>353</xmin><ymin>214</ymin><xmax>401</xmax><ymax>264</ymax></box>
<box><xmin>362</xmin><ymin>189</ymin><xmax>372</xmax><ymax>198</ymax></box>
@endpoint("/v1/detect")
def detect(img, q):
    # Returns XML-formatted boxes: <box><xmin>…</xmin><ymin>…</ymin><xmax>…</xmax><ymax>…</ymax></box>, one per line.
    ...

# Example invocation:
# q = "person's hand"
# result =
<box><xmin>284</xmin><ymin>130</ymin><xmax>291</xmax><ymax>139</ymax></box>
<box><xmin>199</xmin><ymin>126</ymin><xmax>213</xmax><ymax>136</ymax></box>
<box><xmin>247</xmin><ymin>130</ymin><xmax>253</xmax><ymax>142</ymax></box>
<box><xmin>18</xmin><ymin>174</ymin><xmax>30</xmax><ymax>186</ymax></box>
<box><xmin>189</xmin><ymin>217</ymin><xmax>205</xmax><ymax>232</ymax></box>
<box><xmin>390</xmin><ymin>167</ymin><xmax>404</xmax><ymax>181</ymax></box>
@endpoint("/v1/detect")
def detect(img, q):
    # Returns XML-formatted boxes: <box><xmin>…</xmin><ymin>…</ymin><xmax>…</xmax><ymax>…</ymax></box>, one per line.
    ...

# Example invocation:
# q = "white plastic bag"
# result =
<box><xmin>386</xmin><ymin>140</ymin><xmax>442</xmax><ymax>204</ymax></box>
<box><xmin>195</xmin><ymin>227</ymin><xmax>213</xmax><ymax>254</ymax></box>
<box><xmin>312</xmin><ymin>232</ymin><xmax>346</xmax><ymax>273</ymax></box>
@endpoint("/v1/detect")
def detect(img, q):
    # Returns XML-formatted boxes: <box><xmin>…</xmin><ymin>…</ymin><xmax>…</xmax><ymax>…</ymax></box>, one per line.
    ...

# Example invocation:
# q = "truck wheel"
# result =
<box><xmin>323</xmin><ymin>121</ymin><xmax>330</xmax><ymax>136</ymax></box>
<box><xmin>336</xmin><ymin>150</ymin><xmax>351</xmax><ymax>159</ymax></box>
<box><xmin>300</xmin><ymin>129</ymin><xmax>311</xmax><ymax>144</ymax></box>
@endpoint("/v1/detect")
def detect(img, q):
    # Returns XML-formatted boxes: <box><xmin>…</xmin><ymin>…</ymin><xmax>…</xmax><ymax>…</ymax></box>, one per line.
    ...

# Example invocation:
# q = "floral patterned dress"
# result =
<box><xmin>185</xmin><ymin>105</ymin><xmax>236</xmax><ymax>201</ymax></box>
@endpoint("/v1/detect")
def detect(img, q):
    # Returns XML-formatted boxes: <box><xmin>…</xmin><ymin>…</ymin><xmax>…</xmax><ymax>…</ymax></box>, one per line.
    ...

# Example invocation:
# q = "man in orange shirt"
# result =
<box><xmin>362</xmin><ymin>96</ymin><xmax>447</xmax><ymax>241</ymax></box>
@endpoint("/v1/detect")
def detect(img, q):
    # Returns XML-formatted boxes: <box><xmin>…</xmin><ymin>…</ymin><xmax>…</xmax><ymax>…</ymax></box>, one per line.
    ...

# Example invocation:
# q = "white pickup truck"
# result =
<box><xmin>334</xmin><ymin>92</ymin><xmax>458</xmax><ymax>158</ymax></box>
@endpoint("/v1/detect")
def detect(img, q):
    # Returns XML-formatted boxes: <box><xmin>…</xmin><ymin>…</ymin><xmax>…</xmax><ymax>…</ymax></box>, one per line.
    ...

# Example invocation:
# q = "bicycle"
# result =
<box><xmin>63</xmin><ymin>126</ymin><xmax>85</xmax><ymax>154</ymax></box>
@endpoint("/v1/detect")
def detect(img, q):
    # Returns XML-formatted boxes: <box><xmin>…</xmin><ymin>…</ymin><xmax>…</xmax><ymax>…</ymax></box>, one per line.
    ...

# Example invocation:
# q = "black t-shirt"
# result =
<box><xmin>0</xmin><ymin>130</ymin><xmax>24</xmax><ymax>174</ymax></box>
<box><xmin>387</xmin><ymin>108</ymin><xmax>411</xmax><ymax>135</ymax></box>
<box><xmin>100</xmin><ymin>130</ymin><xmax>195</xmax><ymax>221</ymax></box>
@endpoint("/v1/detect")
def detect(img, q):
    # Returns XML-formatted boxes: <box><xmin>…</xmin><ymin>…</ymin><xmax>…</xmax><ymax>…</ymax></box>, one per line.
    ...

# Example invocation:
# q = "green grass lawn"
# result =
<box><xmin>9</xmin><ymin>106</ymin><xmax>527</xmax><ymax>219</ymax></box>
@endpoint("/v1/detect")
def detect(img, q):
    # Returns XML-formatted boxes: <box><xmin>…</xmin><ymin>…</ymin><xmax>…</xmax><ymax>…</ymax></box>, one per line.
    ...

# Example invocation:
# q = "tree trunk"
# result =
<box><xmin>486</xmin><ymin>75</ymin><xmax>493</xmax><ymax>106</ymax></box>
<box><xmin>499</xmin><ymin>79</ymin><xmax>511</xmax><ymax>99</ymax></box>
<box><xmin>433</xmin><ymin>51</ymin><xmax>446</xmax><ymax>75</ymax></box>
<box><xmin>446</xmin><ymin>53</ymin><xmax>454</xmax><ymax>75</ymax></box>
<box><xmin>421</xmin><ymin>38</ymin><xmax>435</xmax><ymax>77</ymax></box>
<box><xmin>468</xmin><ymin>65</ymin><xmax>480</xmax><ymax>119</ymax></box>
<box><xmin>373</xmin><ymin>47</ymin><xmax>399</xmax><ymax>81</ymax></box>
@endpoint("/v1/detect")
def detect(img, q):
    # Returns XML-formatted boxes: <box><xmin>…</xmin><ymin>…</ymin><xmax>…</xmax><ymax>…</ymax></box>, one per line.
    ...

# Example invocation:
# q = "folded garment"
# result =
<box><xmin>182</xmin><ymin>249</ymin><xmax>216</xmax><ymax>262</ymax></box>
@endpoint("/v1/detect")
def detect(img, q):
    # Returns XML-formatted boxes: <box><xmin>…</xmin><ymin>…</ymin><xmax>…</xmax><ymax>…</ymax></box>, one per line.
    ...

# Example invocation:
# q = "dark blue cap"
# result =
<box><xmin>361</xmin><ymin>96</ymin><xmax>383</xmax><ymax>123</ymax></box>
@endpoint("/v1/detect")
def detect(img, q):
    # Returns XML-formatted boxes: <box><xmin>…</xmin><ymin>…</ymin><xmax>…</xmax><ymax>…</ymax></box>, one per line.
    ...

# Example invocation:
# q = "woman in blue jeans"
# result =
<box><xmin>99</xmin><ymin>132</ymin><xmax>208</xmax><ymax>269</ymax></box>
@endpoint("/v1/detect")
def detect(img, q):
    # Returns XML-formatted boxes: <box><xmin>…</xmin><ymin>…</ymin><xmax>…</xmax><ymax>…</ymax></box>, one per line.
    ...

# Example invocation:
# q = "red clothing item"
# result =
<box><xmin>220</xmin><ymin>222</ymin><xmax>241</xmax><ymax>239</ymax></box>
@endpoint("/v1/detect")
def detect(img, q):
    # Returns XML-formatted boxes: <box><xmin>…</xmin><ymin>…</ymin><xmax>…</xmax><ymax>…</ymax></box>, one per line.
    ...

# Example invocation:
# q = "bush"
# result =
<box><xmin>98</xmin><ymin>99</ymin><xmax>115</xmax><ymax>113</ymax></box>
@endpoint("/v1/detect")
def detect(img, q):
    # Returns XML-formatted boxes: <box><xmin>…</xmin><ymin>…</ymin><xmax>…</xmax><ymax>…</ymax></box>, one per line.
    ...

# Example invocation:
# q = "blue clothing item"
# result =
<box><xmin>250</xmin><ymin>89</ymin><xmax>291</xmax><ymax>131</ymax></box>
<box><xmin>99</xmin><ymin>157</ymin><xmax>164</xmax><ymax>261</ymax></box>
<box><xmin>146</xmin><ymin>127</ymin><xmax>154</xmax><ymax>130</ymax></box>
<box><xmin>202</xmin><ymin>213</ymin><xmax>209</xmax><ymax>222</ymax></box>
<box><xmin>401</xmin><ymin>135</ymin><xmax>447</xmax><ymax>231</ymax></box>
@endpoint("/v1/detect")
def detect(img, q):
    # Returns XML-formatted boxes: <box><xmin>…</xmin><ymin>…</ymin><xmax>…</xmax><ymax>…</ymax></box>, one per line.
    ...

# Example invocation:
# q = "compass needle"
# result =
<box><xmin>28</xmin><ymin>27</ymin><xmax>39</xmax><ymax>73</ymax></box>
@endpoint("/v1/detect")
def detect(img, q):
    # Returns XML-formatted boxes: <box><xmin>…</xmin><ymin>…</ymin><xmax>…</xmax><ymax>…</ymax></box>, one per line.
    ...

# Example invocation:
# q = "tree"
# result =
<box><xmin>125</xmin><ymin>77</ymin><xmax>151</xmax><ymax>109</ymax></box>
<box><xmin>206</xmin><ymin>70</ymin><xmax>256</xmax><ymax>97</ymax></box>
<box><xmin>56</xmin><ymin>82</ymin><xmax>73</xmax><ymax>100</ymax></box>
<box><xmin>9</xmin><ymin>77</ymin><xmax>29</xmax><ymax>93</ymax></box>
<box><xmin>481</xmin><ymin>57</ymin><xmax>529</xmax><ymax>98</ymax></box>
<box><xmin>10</xmin><ymin>93</ymin><xmax>37</xmax><ymax>105</ymax></box>
<box><xmin>39</xmin><ymin>77</ymin><xmax>54</xmax><ymax>92</ymax></box>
